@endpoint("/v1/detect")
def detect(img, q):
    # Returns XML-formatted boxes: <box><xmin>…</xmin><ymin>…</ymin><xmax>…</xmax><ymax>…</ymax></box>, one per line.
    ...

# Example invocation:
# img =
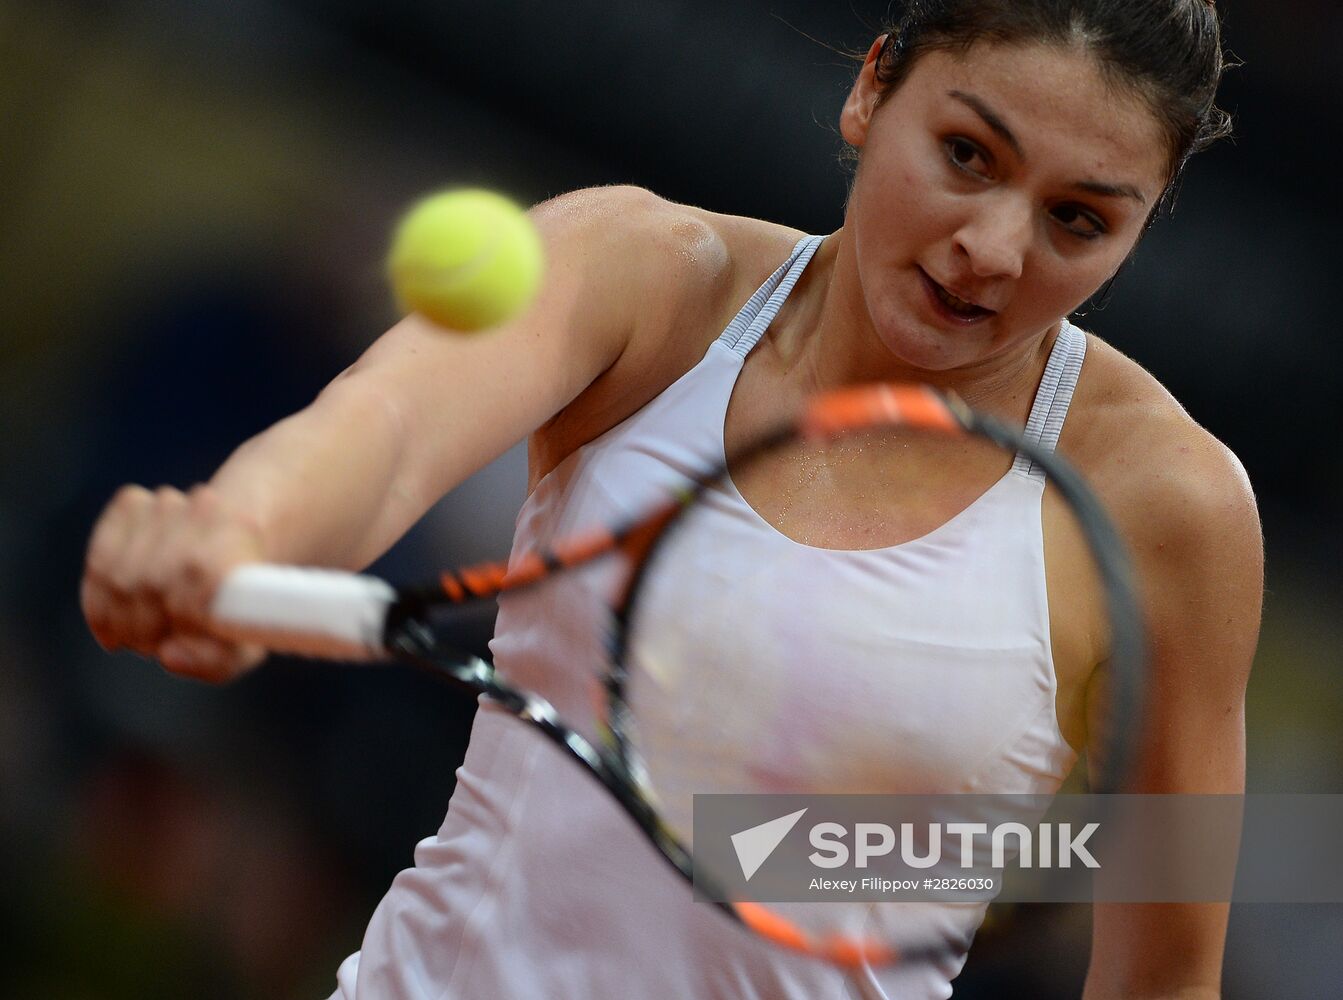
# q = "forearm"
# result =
<box><xmin>1085</xmin><ymin>899</ymin><xmax>1229</xmax><ymax>999</ymax></box>
<box><xmin>209</xmin><ymin>377</ymin><xmax>429</xmax><ymax>571</ymax></box>
<box><xmin>1084</xmin><ymin>983</ymin><xmax>1219</xmax><ymax>1000</ymax></box>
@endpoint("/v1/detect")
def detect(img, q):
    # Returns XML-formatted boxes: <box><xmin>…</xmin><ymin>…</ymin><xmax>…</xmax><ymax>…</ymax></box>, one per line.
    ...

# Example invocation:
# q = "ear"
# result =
<box><xmin>840</xmin><ymin>35</ymin><xmax>888</xmax><ymax>149</ymax></box>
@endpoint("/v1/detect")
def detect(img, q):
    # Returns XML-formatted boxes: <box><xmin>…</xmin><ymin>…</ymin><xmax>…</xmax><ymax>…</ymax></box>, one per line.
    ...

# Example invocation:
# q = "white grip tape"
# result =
<box><xmin>211</xmin><ymin>564</ymin><xmax>396</xmax><ymax>660</ymax></box>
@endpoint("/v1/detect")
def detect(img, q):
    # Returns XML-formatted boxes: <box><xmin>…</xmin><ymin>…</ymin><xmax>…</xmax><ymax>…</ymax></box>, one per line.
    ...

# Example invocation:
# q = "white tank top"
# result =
<box><xmin>332</xmin><ymin>235</ymin><xmax>1087</xmax><ymax>1000</ymax></box>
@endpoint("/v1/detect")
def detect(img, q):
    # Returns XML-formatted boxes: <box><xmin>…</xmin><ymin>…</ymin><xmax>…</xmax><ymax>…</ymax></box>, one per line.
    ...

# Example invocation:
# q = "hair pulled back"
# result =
<box><xmin>869</xmin><ymin>0</ymin><xmax>1233</xmax><ymax>209</ymax></box>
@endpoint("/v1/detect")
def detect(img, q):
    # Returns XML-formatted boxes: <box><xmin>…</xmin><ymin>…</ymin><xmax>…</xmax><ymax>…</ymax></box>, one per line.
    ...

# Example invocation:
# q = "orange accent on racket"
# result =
<box><xmin>459</xmin><ymin>562</ymin><xmax>510</xmax><ymax>597</ymax></box>
<box><xmin>733</xmin><ymin>903</ymin><xmax>894</xmax><ymax>969</ymax></box>
<box><xmin>502</xmin><ymin>553</ymin><xmax>548</xmax><ymax>588</ymax></box>
<box><xmin>801</xmin><ymin>384</ymin><xmax>959</xmax><ymax>438</ymax></box>
<box><xmin>734</xmin><ymin>902</ymin><xmax>811</xmax><ymax>954</ymax></box>
<box><xmin>439</xmin><ymin>573</ymin><xmax>466</xmax><ymax>602</ymax></box>
<box><xmin>820</xmin><ymin>933</ymin><xmax>896</xmax><ymax>969</ymax></box>
<box><xmin>552</xmin><ymin>528</ymin><xmax>619</xmax><ymax>567</ymax></box>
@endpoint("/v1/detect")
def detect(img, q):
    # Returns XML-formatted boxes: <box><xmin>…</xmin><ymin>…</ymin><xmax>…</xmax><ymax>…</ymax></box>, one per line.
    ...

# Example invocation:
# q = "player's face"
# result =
<box><xmin>839</xmin><ymin>41</ymin><xmax>1169</xmax><ymax>373</ymax></box>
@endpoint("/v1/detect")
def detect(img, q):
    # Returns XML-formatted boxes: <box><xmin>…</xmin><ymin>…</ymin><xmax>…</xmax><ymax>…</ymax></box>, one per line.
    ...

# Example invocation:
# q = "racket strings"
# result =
<box><xmin>604</xmin><ymin>404</ymin><xmax>1138</xmax><ymax>966</ymax></box>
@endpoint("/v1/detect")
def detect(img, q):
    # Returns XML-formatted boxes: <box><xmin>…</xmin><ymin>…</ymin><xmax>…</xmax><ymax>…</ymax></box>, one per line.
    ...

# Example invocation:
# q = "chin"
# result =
<box><xmin>871</xmin><ymin>308</ymin><xmax>996</xmax><ymax>377</ymax></box>
<box><xmin>857</xmin><ymin>270</ymin><xmax>996</xmax><ymax>376</ymax></box>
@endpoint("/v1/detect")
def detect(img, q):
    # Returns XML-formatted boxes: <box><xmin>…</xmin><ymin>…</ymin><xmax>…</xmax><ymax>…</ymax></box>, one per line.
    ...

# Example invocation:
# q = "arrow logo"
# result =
<box><xmin>730</xmin><ymin>808</ymin><xmax>808</xmax><ymax>881</ymax></box>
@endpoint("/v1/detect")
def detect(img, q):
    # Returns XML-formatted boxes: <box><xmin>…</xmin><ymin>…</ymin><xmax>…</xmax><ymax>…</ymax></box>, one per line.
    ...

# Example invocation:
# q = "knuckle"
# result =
<box><xmin>113</xmin><ymin>483</ymin><xmax>153</xmax><ymax>509</ymax></box>
<box><xmin>154</xmin><ymin>486</ymin><xmax>190</xmax><ymax>514</ymax></box>
<box><xmin>187</xmin><ymin>486</ymin><xmax>220</xmax><ymax>518</ymax></box>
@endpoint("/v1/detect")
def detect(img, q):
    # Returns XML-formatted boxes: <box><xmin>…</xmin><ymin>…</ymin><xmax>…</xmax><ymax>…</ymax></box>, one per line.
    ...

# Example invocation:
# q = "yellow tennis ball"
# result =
<box><xmin>387</xmin><ymin>189</ymin><xmax>544</xmax><ymax>332</ymax></box>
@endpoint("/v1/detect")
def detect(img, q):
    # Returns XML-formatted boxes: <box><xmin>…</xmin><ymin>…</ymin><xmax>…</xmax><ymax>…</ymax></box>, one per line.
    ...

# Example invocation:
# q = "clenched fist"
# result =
<box><xmin>81</xmin><ymin>484</ymin><xmax>268</xmax><ymax>682</ymax></box>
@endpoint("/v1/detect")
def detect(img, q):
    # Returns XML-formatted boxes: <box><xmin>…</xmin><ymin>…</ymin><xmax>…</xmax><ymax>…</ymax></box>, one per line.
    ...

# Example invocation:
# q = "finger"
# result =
<box><xmin>85</xmin><ymin>485</ymin><xmax>154</xmax><ymax>590</ymax></box>
<box><xmin>165</xmin><ymin>486</ymin><xmax>266</xmax><ymax>627</ymax></box>
<box><xmin>83</xmin><ymin>485</ymin><xmax>155</xmax><ymax>646</ymax></box>
<box><xmin>83</xmin><ymin>581</ymin><xmax>167</xmax><ymax>659</ymax></box>
<box><xmin>158</xmin><ymin>632</ymin><xmax>266</xmax><ymax>683</ymax></box>
<box><xmin>120</xmin><ymin>593</ymin><xmax>171</xmax><ymax>658</ymax></box>
<box><xmin>83</xmin><ymin>486</ymin><xmax>161</xmax><ymax>651</ymax></box>
<box><xmin>106</xmin><ymin>486</ymin><xmax>159</xmax><ymax>593</ymax></box>
<box><xmin>116</xmin><ymin>487</ymin><xmax>192</xmax><ymax>654</ymax></box>
<box><xmin>130</xmin><ymin>487</ymin><xmax>191</xmax><ymax>592</ymax></box>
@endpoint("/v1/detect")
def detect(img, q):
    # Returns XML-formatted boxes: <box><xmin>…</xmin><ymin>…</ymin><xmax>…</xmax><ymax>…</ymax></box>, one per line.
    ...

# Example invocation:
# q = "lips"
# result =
<box><xmin>918</xmin><ymin>269</ymin><xmax>995</xmax><ymax>323</ymax></box>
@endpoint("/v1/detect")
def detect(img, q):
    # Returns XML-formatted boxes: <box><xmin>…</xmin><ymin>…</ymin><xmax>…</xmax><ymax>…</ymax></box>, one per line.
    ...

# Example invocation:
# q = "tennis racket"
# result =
<box><xmin>208</xmin><ymin>383</ymin><xmax>1145</xmax><ymax>969</ymax></box>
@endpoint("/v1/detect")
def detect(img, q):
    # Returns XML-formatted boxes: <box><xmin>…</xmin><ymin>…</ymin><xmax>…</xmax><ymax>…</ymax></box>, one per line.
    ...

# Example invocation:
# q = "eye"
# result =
<box><xmin>944</xmin><ymin>137</ymin><xmax>991</xmax><ymax>178</ymax></box>
<box><xmin>1051</xmin><ymin>204</ymin><xmax>1108</xmax><ymax>240</ymax></box>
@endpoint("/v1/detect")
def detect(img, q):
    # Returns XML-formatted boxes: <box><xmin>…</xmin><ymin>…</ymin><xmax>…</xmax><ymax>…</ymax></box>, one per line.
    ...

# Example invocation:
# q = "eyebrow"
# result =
<box><xmin>946</xmin><ymin>89</ymin><xmax>1148</xmax><ymax>205</ymax></box>
<box><xmin>1072</xmin><ymin>179</ymin><xmax>1148</xmax><ymax>205</ymax></box>
<box><xmin>948</xmin><ymin>90</ymin><xmax>1024</xmax><ymax>159</ymax></box>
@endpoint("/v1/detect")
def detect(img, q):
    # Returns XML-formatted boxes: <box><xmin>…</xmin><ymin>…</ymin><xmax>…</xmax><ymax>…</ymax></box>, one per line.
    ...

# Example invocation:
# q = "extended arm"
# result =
<box><xmin>80</xmin><ymin>185</ymin><xmax>702</xmax><ymax>679</ymax></box>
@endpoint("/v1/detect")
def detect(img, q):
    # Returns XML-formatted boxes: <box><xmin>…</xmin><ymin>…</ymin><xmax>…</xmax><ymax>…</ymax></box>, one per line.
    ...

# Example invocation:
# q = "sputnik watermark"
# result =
<box><xmin>730</xmin><ymin>810</ymin><xmax>1096</xmax><ymax>895</ymax></box>
<box><xmin>693</xmin><ymin>794</ymin><xmax>1319</xmax><ymax>904</ymax></box>
<box><xmin>806</xmin><ymin>820</ymin><xmax>1099</xmax><ymax>870</ymax></box>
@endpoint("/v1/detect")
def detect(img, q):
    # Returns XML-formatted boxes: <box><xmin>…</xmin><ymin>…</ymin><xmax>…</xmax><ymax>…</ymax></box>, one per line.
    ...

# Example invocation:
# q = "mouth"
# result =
<box><xmin>918</xmin><ymin>269</ymin><xmax>995</xmax><ymax>324</ymax></box>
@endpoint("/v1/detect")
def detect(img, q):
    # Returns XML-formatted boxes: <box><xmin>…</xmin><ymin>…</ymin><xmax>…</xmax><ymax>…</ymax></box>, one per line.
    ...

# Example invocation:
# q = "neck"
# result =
<box><xmin>773</xmin><ymin>228</ymin><xmax>1059</xmax><ymax>421</ymax></box>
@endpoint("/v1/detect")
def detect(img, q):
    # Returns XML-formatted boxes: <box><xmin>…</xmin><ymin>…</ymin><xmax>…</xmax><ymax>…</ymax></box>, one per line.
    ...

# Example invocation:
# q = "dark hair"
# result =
<box><xmin>863</xmin><ymin>0</ymin><xmax>1233</xmax><ymax>213</ymax></box>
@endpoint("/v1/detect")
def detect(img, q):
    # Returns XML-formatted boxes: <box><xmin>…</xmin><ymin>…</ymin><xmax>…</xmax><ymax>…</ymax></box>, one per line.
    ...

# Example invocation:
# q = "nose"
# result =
<box><xmin>953</xmin><ymin>195</ymin><xmax>1032</xmax><ymax>281</ymax></box>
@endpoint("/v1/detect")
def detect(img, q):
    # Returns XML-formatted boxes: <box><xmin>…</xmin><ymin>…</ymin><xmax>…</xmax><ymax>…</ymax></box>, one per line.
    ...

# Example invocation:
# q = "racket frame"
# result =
<box><xmin>221</xmin><ymin>383</ymin><xmax>1146</xmax><ymax>969</ymax></box>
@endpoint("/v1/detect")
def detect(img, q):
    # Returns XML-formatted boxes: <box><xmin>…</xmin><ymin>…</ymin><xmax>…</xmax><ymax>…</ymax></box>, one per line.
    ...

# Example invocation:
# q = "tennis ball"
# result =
<box><xmin>387</xmin><ymin>188</ymin><xmax>544</xmax><ymax>332</ymax></box>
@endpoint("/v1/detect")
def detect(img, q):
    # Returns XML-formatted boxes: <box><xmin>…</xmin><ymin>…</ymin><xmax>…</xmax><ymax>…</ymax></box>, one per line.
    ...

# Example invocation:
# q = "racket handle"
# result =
<box><xmin>210</xmin><ymin>564</ymin><xmax>395</xmax><ymax>661</ymax></box>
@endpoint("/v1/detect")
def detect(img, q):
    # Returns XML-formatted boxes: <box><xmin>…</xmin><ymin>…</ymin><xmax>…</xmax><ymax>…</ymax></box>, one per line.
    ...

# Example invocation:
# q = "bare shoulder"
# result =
<box><xmin>1064</xmin><ymin>335</ymin><xmax>1259</xmax><ymax>552</ymax></box>
<box><xmin>532</xmin><ymin>185</ymin><xmax>728</xmax><ymax>281</ymax></box>
<box><xmin>1063</xmin><ymin>333</ymin><xmax>1263</xmax><ymax>694</ymax></box>
<box><xmin>536</xmin><ymin>183</ymin><xmax>808</xmax><ymax>328</ymax></box>
<box><xmin>530</xmin><ymin>186</ymin><xmax>807</xmax><ymax>477</ymax></box>
<box><xmin>530</xmin><ymin>185</ymin><xmax>798</xmax><ymax>309</ymax></box>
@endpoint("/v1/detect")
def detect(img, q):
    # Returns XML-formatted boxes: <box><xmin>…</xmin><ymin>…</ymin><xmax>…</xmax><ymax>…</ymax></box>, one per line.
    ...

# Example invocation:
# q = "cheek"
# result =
<box><xmin>1014</xmin><ymin>257</ymin><xmax>1117</xmax><ymax>320</ymax></box>
<box><xmin>853</xmin><ymin>118</ymin><xmax>940</xmax><ymax>212</ymax></box>
<box><xmin>853</xmin><ymin>156</ymin><xmax>947</xmax><ymax>256</ymax></box>
<box><xmin>1031</xmin><ymin>220</ymin><xmax>1146</xmax><ymax>309</ymax></box>
<box><xmin>886</xmin><ymin>135</ymin><xmax>943</xmax><ymax>202</ymax></box>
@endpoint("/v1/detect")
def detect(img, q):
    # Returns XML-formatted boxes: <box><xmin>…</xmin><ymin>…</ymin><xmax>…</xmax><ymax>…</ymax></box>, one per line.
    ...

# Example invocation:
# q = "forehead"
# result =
<box><xmin>895</xmin><ymin>41</ymin><xmax>1169</xmax><ymax>189</ymax></box>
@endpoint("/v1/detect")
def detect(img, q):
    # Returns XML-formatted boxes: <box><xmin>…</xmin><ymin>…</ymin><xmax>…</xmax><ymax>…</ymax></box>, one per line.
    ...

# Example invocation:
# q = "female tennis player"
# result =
<box><xmin>82</xmin><ymin>1</ymin><xmax>1261</xmax><ymax>996</ymax></box>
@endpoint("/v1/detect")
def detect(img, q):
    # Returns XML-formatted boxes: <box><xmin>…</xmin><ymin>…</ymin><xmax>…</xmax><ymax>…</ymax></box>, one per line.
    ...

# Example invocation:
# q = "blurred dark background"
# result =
<box><xmin>1</xmin><ymin>1</ymin><xmax>1339</xmax><ymax>996</ymax></box>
